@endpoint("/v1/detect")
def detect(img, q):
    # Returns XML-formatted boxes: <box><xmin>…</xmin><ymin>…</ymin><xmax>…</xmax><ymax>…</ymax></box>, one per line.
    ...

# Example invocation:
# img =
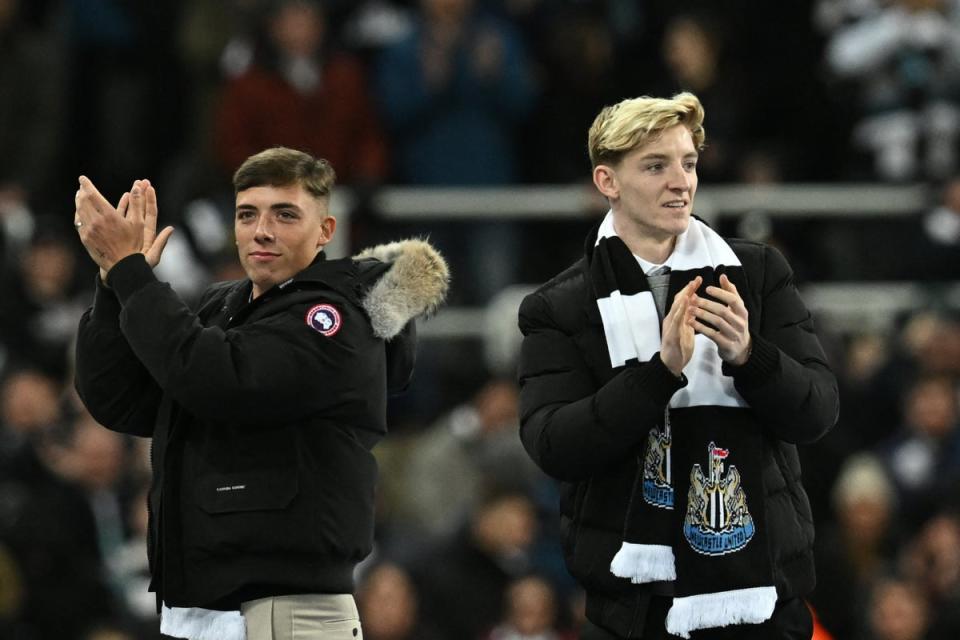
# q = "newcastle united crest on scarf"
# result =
<box><xmin>643</xmin><ymin>411</ymin><xmax>674</xmax><ymax>509</ymax></box>
<box><xmin>683</xmin><ymin>442</ymin><xmax>755</xmax><ymax>556</ymax></box>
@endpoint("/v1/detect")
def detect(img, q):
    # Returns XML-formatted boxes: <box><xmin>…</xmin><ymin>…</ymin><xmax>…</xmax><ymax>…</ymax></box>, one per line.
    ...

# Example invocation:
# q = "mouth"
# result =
<box><xmin>662</xmin><ymin>200</ymin><xmax>688</xmax><ymax>209</ymax></box>
<box><xmin>249</xmin><ymin>252</ymin><xmax>280</xmax><ymax>262</ymax></box>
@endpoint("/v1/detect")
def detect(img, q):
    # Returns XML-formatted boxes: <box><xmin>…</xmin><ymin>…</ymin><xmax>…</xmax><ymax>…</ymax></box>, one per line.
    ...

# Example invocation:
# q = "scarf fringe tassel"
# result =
<box><xmin>664</xmin><ymin>586</ymin><xmax>777</xmax><ymax>639</ymax></box>
<box><xmin>609</xmin><ymin>542</ymin><xmax>677</xmax><ymax>583</ymax></box>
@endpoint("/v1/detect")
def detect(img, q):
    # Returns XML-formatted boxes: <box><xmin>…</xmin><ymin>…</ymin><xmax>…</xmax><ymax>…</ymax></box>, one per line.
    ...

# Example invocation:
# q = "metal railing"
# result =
<box><xmin>327</xmin><ymin>183</ymin><xmax>956</xmax><ymax>339</ymax></box>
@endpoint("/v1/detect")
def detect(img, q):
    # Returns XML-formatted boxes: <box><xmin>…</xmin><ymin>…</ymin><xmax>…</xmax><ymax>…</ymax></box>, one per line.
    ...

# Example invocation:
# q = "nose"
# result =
<box><xmin>667</xmin><ymin>162</ymin><xmax>691</xmax><ymax>193</ymax></box>
<box><xmin>254</xmin><ymin>215</ymin><xmax>274</xmax><ymax>242</ymax></box>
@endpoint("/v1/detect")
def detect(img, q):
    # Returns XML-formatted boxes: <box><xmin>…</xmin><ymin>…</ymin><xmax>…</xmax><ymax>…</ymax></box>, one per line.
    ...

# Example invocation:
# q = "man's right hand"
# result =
<box><xmin>89</xmin><ymin>179</ymin><xmax>173</xmax><ymax>284</ymax></box>
<box><xmin>660</xmin><ymin>276</ymin><xmax>701</xmax><ymax>377</ymax></box>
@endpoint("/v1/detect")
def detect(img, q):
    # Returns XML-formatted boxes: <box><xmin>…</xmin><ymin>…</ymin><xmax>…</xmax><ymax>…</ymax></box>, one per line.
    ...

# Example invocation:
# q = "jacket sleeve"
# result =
<box><xmin>517</xmin><ymin>289</ymin><xmax>686</xmax><ymax>482</ymax></box>
<box><xmin>106</xmin><ymin>254</ymin><xmax>376</xmax><ymax>428</ymax></box>
<box><xmin>724</xmin><ymin>245</ymin><xmax>840</xmax><ymax>444</ymax></box>
<box><xmin>74</xmin><ymin>276</ymin><xmax>162</xmax><ymax>437</ymax></box>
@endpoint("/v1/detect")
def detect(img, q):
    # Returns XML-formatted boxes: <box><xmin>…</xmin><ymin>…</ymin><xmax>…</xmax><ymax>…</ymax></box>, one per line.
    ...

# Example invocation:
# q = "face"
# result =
<box><xmin>1</xmin><ymin>371</ymin><xmax>60</xmax><ymax>433</ymax></box>
<box><xmin>664</xmin><ymin>20</ymin><xmax>716</xmax><ymax>84</ymax></box>
<box><xmin>235</xmin><ymin>183</ymin><xmax>335</xmax><ymax>298</ymax></box>
<box><xmin>270</xmin><ymin>1</ymin><xmax>324</xmax><ymax>58</ymax></box>
<box><xmin>509</xmin><ymin>578</ymin><xmax>556</xmax><ymax>635</ymax></box>
<box><xmin>25</xmin><ymin>241</ymin><xmax>75</xmax><ymax>299</ymax></box>
<box><xmin>905</xmin><ymin>379</ymin><xmax>957</xmax><ymax>438</ymax></box>
<box><xmin>358</xmin><ymin>564</ymin><xmax>418</xmax><ymax>638</ymax></box>
<box><xmin>594</xmin><ymin>124</ymin><xmax>699</xmax><ymax>245</ymax></box>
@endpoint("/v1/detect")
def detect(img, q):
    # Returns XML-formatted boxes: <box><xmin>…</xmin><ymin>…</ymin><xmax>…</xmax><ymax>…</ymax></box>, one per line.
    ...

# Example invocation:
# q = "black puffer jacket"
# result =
<box><xmin>518</xmin><ymin>229</ymin><xmax>838</xmax><ymax>637</ymax></box>
<box><xmin>75</xmin><ymin>240</ymin><xmax>448</xmax><ymax>610</ymax></box>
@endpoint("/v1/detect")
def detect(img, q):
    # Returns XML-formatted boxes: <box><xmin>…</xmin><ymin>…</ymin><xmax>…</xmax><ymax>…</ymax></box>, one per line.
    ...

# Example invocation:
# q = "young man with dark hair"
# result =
<box><xmin>73</xmin><ymin>147</ymin><xmax>448</xmax><ymax>640</ymax></box>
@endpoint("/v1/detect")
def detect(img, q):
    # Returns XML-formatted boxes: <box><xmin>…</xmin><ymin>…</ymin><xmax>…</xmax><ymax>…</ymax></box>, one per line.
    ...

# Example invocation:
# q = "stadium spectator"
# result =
<box><xmin>402</xmin><ymin>378</ymin><xmax>539</xmax><ymax>536</ymax></box>
<box><xmin>356</xmin><ymin>562</ymin><xmax>442</xmax><ymax>640</ymax></box>
<box><xmin>864</xmin><ymin>576</ymin><xmax>931</xmax><ymax>640</ymax></box>
<box><xmin>0</xmin><ymin>369</ymin><xmax>114</xmax><ymax>639</ymax></box>
<box><xmin>825</xmin><ymin>0</ymin><xmax>960</xmax><ymax>181</ymax></box>
<box><xmin>214</xmin><ymin>0</ymin><xmax>388</xmax><ymax>186</ymax></box>
<box><xmin>486</xmin><ymin>574</ymin><xmax>575</xmax><ymax>640</ymax></box>
<box><xmin>0</xmin><ymin>228</ymin><xmax>87</xmax><ymax>379</ymax></box>
<box><xmin>376</xmin><ymin>0</ymin><xmax>535</xmax><ymax>185</ymax></box>
<box><xmin>900</xmin><ymin>513</ymin><xmax>960</xmax><ymax>638</ymax></box>
<box><xmin>811</xmin><ymin>454</ymin><xmax>901</xmax><ymax>638</ymax></box>
<box><xmin>376</xmin><ymin>0</ymin><xmax>537</xmax><ymax>303</ymax></box>
<box><xmin>0</xmin><ymin>0</ymin><xmax>63</xmax><ymax>222</ymax></box>
<box><xmin>418</xmin><ymin>489</ymin><xmax>538</xmax><ymax>640</ymax></box>
<box><xmin>877</xmin><ymin>374</ymin><xmax>960</xmax><ymax>531</ymax></box>
<box><xmin>659</xmin><ymin>12</ymin><xmax>747</xmax><ymax>183</ymax></box>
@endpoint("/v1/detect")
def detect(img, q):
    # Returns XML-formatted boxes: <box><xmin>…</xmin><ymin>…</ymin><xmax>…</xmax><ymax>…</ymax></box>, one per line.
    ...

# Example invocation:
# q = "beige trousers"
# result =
<box><xmin>241</xmin><ymin>594</ymin><xmax>363</xmax><ymax>640</ymax></box>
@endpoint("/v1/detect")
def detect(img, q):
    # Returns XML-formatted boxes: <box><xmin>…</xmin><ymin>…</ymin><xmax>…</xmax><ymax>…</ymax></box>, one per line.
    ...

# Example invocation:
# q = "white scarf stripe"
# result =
<box><xmin>672</xmin><ymin>335</ymin><xmax>747</xmax><ymax>409</ymax></box>
<box><xmin>597</xmin><ymin>290</ymin><xmax>661</xmax><ymax>368</ymax></box>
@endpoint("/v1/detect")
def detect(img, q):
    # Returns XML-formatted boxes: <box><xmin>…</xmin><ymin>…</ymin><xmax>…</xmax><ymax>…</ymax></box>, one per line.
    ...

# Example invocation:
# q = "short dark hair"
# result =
<box><xmin>233</xmin><ymin>147</ymin><xmax>336</xmax><ymax>199</ymax></box>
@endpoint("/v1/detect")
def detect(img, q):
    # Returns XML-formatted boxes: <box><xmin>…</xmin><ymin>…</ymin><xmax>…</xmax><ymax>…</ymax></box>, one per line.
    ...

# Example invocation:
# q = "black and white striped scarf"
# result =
<box><xmin>591</xmin><ymin>213</ymin><xmax>777</xmax><ymax>638</ymax></box>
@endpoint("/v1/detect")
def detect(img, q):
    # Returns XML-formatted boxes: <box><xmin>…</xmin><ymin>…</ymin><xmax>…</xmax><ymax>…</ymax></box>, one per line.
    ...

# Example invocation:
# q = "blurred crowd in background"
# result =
<box><xmin>1</xmin><ymin>0</ymin><xmax>960</xmax><ymax>638</ymax></box>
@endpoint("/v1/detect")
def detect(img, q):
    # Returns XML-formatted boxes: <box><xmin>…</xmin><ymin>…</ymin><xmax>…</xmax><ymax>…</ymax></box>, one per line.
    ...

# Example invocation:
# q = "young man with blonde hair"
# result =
<box><xmin>518</xmin><ymin>94</ymin><xmax>838</xmax><ymax>638</ymax></box>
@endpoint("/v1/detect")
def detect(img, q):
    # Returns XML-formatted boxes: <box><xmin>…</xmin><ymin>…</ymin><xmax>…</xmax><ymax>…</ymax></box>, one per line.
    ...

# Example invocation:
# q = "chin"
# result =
<box><xmin>670</xmin><ymin>215</ymin><xmax>692</xmax><ymax>234</ymax></box>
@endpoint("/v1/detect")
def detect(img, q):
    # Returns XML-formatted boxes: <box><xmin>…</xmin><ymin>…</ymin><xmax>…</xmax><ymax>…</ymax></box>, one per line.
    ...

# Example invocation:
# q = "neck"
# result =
<box><xmin>612</xmin><ymin>215</ymin><xmax>677</xmax><ymax>264</ymax></box>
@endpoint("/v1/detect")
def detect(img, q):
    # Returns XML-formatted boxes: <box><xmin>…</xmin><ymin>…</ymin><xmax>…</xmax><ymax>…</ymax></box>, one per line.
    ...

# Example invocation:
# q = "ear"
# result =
<box><xmin>593</xmin><ymin>164</ymin><xmax>619</xmax><ymax>201</ymax></box>
<box><xmin>316</xmin><ymin>215</ymin><xmax>337</xmax><ymax>247</ymax></box>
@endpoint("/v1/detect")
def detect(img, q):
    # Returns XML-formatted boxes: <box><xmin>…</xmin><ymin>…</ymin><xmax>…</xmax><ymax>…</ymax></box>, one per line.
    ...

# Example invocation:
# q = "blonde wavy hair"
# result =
<box><xmin>587</xmin><ymin>92</ymin><xmax>706</xmax><ymax>168</ymax></box>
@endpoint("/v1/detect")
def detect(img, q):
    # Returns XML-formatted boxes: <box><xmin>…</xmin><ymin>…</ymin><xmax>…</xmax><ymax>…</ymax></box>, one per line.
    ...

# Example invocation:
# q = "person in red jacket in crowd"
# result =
<box><xmin>215</xmin><ymin>0</ymin><xmax>387</xmax><ymax>185</ymax></box>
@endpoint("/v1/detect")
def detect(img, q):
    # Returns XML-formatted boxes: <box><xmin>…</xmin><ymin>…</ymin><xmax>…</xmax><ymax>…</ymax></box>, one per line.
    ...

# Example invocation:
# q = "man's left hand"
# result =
<box><xmin>691</xmin><ymin>274</ymin><xmax>752</xmax><ymax>365</ymax></box>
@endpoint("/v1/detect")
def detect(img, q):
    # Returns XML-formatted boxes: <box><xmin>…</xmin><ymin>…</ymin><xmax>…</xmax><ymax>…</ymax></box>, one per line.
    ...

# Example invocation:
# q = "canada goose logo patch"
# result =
<box><xmin>306</xmin><ymin>304</ymin><xmax>342</xmax><ymax>336</ymax></box>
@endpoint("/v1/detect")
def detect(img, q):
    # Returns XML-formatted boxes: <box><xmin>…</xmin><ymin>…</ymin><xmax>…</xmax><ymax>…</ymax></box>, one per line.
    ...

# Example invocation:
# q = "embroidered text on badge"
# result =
<box><xmin>306</xmin><ymin>304</ymin><xmax>342</xmax><ymax>336</ymax></box>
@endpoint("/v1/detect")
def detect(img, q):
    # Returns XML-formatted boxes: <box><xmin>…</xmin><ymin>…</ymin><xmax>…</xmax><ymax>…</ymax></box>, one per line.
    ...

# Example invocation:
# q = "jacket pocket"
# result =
<box><xmin>196</xmin><ymin>470</ymin><xmax>298</xmax><ymax>514</ymax></box>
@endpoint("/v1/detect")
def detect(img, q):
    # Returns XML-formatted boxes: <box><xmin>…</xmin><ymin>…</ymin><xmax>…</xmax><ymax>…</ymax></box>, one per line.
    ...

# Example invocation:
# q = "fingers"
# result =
<box><xmin>692</xmin><ymin>298</ymin><xmax>746</xmax><ymax>339</ymax></box>
<box><xmin>77</xmin><ymin>176</ymin><xmax>111</xmax><ymax>213</ymax></box>
<box><xmin>705</xmin><ymin>275</ymin><xmax>746</xmax><ymax>310</ymax></box>
<box><xmin>145</xmin><ymin>226</ymin><xmax>174</xmax><ymax>267</ymax></box>
<box><xmin>669</xmin><ymin>275</ymin><xmax>702</xmax><ymax>306</ymax></box>
<box><xmin>666</xmin><ymin>277</ymin><xmax>700</xmax><ymax>343</ymax></box>
<box><xmin>117</xmin><ymin>192</ymin><xmax>131</xmax><ymax>217</ymax></box>
<box><xmin>696</xmin><ymin>275</ymin><xmax>747</xmax><ymax>323</ymax></box>
<box><xmin>75</xmin><ymin>176</ymin><xmax>108</xmax><ymax>228</ymax></box>
<box><xmin>664</xmin><ymin>276</ymin><xmax>697</xmax><ymax>332</ymax></box>
<box><xmin>691</xmin><ymin>313</ymin><xmax>738</xmax><ymax>343</ymax></box>
<box><xmin>128</xmin><ymin>180</ymin><xmax>145</xmax><ymax>226</ymax></box>
<box><xmin>689</xmin><ymin>275</ymin><xmax>751</xmax><ymax>363</ymax></box>
<box><xmin>142</xmin><ymin>180</ymin><xmax>159</xmax><ymax>247</ymax></box>
<box><xmin>145</xmin><ymin>180</ymin><xmax>158</xmax><ymax>225</ymax></box>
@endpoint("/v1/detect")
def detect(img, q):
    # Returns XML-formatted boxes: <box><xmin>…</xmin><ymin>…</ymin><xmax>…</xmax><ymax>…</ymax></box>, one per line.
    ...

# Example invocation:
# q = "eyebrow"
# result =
<box><xmin>639</xmin><ymin>152</ymin><xmax>699</xmax><ymax>160</ymax></box>
<box><xmin>236</xmin><ymin>202</ymin><xmax>303</xmax><ymax>211</ymax></box>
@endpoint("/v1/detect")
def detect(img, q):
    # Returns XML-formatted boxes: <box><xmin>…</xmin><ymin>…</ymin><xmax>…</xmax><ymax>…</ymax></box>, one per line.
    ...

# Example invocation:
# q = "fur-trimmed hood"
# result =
<box><xmin>353</xmin><ymin>239</ymin><xmax>449</xmax><ymax>339</ymax></box>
